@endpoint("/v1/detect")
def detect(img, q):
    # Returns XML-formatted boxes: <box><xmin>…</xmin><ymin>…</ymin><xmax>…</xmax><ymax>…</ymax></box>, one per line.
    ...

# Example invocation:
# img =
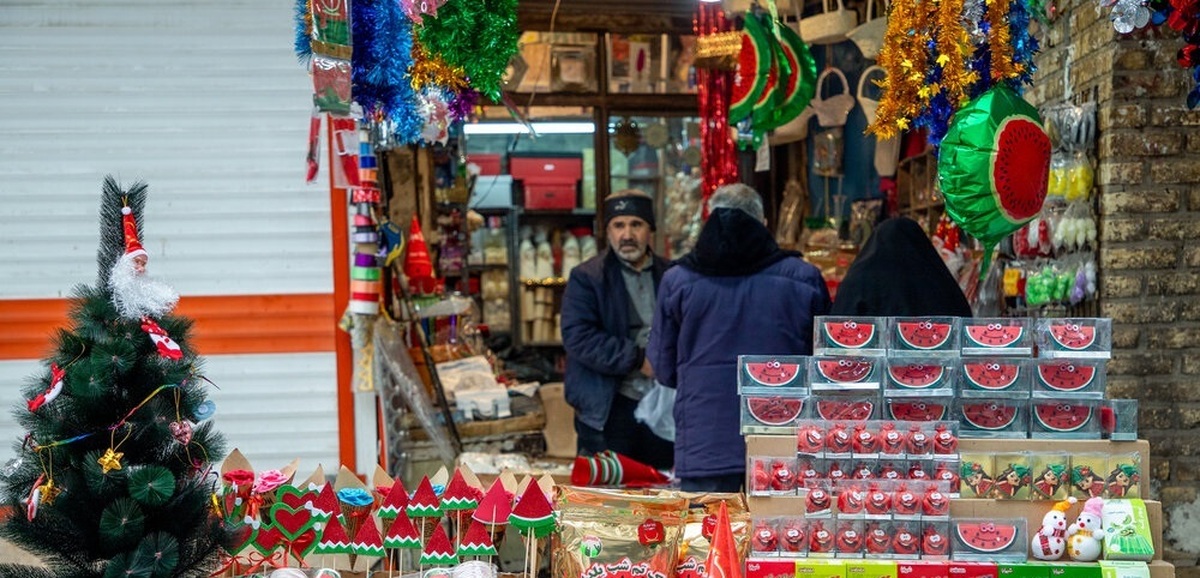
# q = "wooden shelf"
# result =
<box><xmin>521</xmin><ymin>277</ymin><xmax>568</xmax><ymax>287</ymax></box>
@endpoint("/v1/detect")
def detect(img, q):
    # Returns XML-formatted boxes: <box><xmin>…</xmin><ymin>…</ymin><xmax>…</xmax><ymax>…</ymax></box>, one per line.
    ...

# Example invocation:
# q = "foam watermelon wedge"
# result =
<box><xmin>1035</xmin><ymin>361</ymin><xmax>1097</xmax><ymax>393</ymax></box>
<box><xmin>742</xmin><ymin>357</ymin><xmax>804</xmax><ymax>387</ymax></box>
<box><xmin>887</xmin><ymin>363</ymin><xmax>947</xmax><ymax>390</ymax></box>
<box><xmin>729</xmin><ymin>14</ymin><xmax>772</xmax><ymax>124</ymax></box>
<box><xmin>823</xmin><ymin>320</ymin><xmax>877</xmax><ymax>349</ymax></box>
<box><xmin>886</xmin><ymin>400</ymin><xmax>949</xmax><ymax>421</ymax></box>
<box><xmin>895</xmin><ymin>320</ymin><xmax>954</xmax><ymax>350</ymax></box>
<box><xmin>938</xmin><ymin>86</ymin><xmax>1050</xmax><ymax>274</ymax></box>
<box><xmin>960</xmin><ymin>401</ymin><xmax>1020</xmax><ymax>431</ymax></box>
<box><xmin>954</xmin><ymin>521</ymin><xmax>1020</xmax><ymax>554</ymax></box>
<box><xmin>962</xmin><ymin>361</ymin><xmax>1023</xmax><ymax>391</ymax></box>
<box><xmin>1033</xmin><ymin>401</ymin><xmax>1094</xmax><ymax>433</ymax></box>
<box><xmin>744</xmin><ymin>396</ymin><xmax>804</xmax><ymax>427</ymax></box>
<box><xmin>1047</xmin><ymin>322</ymin><xmax>1097</xmax><ymax>350</ymax></box>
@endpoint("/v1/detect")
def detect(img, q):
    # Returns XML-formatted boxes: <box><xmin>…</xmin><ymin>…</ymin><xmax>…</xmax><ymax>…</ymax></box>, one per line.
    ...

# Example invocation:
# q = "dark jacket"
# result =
<box><xmin>831</xmin><ymin>217</ymin><xmax>973</xmax><ymax>317</ymax></box>
<box><xmin>561</xmin><ymin>249</ymin><xmax>670</xmax><ymax>431</ymax></box>
<box><xmin>649</xmin><ymin>208</ymin><xmax>831</xmax><ymax>478</ymax></box>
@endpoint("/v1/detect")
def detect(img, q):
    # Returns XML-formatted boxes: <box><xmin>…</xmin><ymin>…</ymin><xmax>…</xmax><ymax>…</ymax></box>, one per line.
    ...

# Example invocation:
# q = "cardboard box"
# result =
<box><xmin>798</xmin><ymin>559</ymin><xmax>848</xmax><ymax>578</ymax></box>
<box><xmin>999</xmin><ymin>563</ymin><xmax>1050</xmax><ymax>578</ymax></box>
<box><xmin>1041</xmin><ymin>562</ymin><xmax>1103</xmax><ymax>578</ymax></box>
<box><xmin>1146</xmin><ymin>560</ymin><xmax>1174</xmax><ymax>578</ymax></box>
<box><xmin>848</xmin><ymin>560</ymin><xmax>899</xmax><ymax>578</ymax></box>
<box><xmin>539</xmin><ymin>382</ymin><xmax>576</xmax><ymax>459</ymax></box>
<box><xmin>745</xmin><ymin>558</ymin><xmax>798</xmax><ymax>578</ymax></box>
<box><xmin>951</xmin><ymin>562</ymin><xmax>999</xmax><ymax>578</ymax></box>
<box><xmin>1100</xmin><ymin>562</ymin><xmax>1151</xmax><ymax>578</ymax></box>
<box><xmin>898</xmin><ymin>561</ymin><xmax>950</xmax><ymax>578</ymax></box>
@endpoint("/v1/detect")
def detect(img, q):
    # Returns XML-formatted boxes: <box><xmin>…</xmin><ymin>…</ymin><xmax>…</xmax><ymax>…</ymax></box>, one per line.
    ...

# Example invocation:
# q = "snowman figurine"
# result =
<box><xmin>1031</xmin><ymin>496</ymin><xmax>1077</xmax><ymax>560</ymax></box>
<box><xmin>1067</xmin><ymin>496</ymin><xmax>1106</xmax><ymax>561</ymax></box>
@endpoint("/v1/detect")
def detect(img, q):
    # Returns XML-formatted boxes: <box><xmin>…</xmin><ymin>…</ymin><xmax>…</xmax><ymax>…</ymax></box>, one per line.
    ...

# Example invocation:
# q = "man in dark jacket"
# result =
<box><xmin>561</xmin><ymin>189</ymin><xmax>674</xmax><ymax>470</ymax></box>
<box><xmin>649</xmin><ymin>183</ymin><xmax>831</xmax><ymax>491</ymax></box>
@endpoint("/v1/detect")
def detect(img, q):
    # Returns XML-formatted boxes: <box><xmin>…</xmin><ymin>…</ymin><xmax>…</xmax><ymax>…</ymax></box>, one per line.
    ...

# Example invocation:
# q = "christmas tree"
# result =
<box><xmin>0</xmin><ymin>177</ymin><xmax>228</xmax><ymax>578</ymax></box>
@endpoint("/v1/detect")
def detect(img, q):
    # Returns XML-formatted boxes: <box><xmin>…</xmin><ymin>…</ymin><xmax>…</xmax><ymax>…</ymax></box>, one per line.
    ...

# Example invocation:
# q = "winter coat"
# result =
<box><xmin>649</xmin><ymin>208</ymin><xmax>831</xmax><ymax>479</ymax></box>
<box><xmin>561</xmin><ymin>249</ymin><xmax>670</xmax><ymax>431</ymax></box>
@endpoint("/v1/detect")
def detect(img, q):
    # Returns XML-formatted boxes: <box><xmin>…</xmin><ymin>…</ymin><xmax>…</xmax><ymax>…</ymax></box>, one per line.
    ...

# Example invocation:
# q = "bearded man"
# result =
<box><xmin>560</xmin><ymin>189</ymin><xmax>673</xmax><ymax>471</ymax></box>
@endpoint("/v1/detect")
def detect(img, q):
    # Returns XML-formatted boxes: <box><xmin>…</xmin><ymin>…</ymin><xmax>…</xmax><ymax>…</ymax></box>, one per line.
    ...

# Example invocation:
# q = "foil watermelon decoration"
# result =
<box><xmin>773</xmin><ymin>19</ymin><xmax>817</xmax><ymax>128</ymax></box>
<box><xmin>939</xmin><ymin>86</ymin><xmax>1051</xmax><ymax>273</ymax></box>
<box><xmin>729</xmin><ymin>13</ymin><xmax>772</xmax><ymax>124</ymax></box>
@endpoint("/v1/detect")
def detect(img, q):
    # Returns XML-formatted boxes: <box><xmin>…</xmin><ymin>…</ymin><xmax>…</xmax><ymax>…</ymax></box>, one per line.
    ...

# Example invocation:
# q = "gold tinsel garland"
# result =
<box><xmin>988</xmin><ymin>0</ymin><xmax>1020</xmax><ymax>82</ymax></box>
<box><xmin>869</xmin><ymin>0</ymin><xmax>934</xmax><ymax>139</ymax></box>
<box><xmin>935</xmin><ymin>0</ymin><xmax>978</xmax><ymax>109</ymax></box>
<box><xmin>409</xmin><ymin>42</ymin><xmax>469</xmax><ymax>92</ymax></box>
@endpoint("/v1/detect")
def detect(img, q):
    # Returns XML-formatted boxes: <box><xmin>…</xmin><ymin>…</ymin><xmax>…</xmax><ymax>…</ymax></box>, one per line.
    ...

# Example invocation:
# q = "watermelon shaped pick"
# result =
<box><xmin>509</xmin><ymin>482</ymin><xmax>556</xmax><ymax>538</ymax></box>
<box><xmin>472</xmin><ymin>480</ymin><xmax>513</xmax><ymax>527</ymax></box>
<box><xmin>419</xmin><ymin>523</ymin><xmax>460</xmax><ymax>566</ymax></box>
<box><xmin>458</xmin><ymin>520</ymin><xmax>498</xmax><ymax>557</ymax></box>
<box><xmin>383</xmin><ymin>511</ymin><xmax>422</xmax><ymax>550</ymax></box>
<box><xmin>441</xmin><ymin>470</ymin><xmax>481</xmax><ymax>511</ymax></box>
<box><xmin>313</xmin><ymin>515</ymin><xmax>353</xmax><ymax>555</ymax></box>
<box><xmin>350</xmin><ymin>517</ymin><xmax>386</xmax><ymax>558</ymax></box>
<box><xmin>311</xmin><ymin>482</ymin><xmax>339</xmax><ymax>521</ymax></box>
<box><xmin>377</xmin><ymin>478</ymin><xmax>409</xmax><ymax>519</ymax></box>
<box><xmin>407</xmin><ymin>476</ymin><xmax>442</xmax><ymax>518</ymax></box>
<box><xmin>938</xmin><ymin>85</ymin><xmax>1051</xmax><ymax>274</ymax></box>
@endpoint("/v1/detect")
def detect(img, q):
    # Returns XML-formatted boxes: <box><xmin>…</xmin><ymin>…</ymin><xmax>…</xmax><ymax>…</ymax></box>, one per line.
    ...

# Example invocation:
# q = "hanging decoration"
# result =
<box><xmin>696</xmin><ymin>2</ymin><xmax>742</xmax><ymax>210</ymax></box>
<box><xmin>937</xmin><ymin>85</ymin><xmax>1051</xmax><ymax>274</ymax></box>
<box><xmin>613</xmin><ymin>117</ymin><xmax>643</xmax><ymax>157</ymax></box>
<box><xmin>416</xmin><ymin>0</ymin><xmax>520</xmax><ymax>103</ymax></box>
<box><xmin>868</xmin><ymin>0</ymin><xmax>1040</xmax><ymax>144</ymax></box>
<box><xmin>1102</xmin><ymin>0</ymin><xmax>1200</xmax><ymax>107</ymax></box>
<box><xmin>306</xmin><ymin>0</ymin><xmax>353</xmax><ymax>115</ymax></box>
<box><xmin>351</xmin><ymin>0</ymin><xmax>422</xmax><ymax>144</ymax></box>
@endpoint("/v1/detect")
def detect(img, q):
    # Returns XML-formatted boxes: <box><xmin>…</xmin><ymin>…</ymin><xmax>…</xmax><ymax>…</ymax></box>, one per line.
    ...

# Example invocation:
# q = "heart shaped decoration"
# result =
<box><xmin>253</xmin><ymin>523</ymin><xmax>283</xmax><ymax>556</ymax></box>
<box><xmin>169</xmin><ymin>420</ymin><xmax>194</xmax><ymax>445</ymax></box>
<box><xmin>270</xmin><ymin>502</ymin><xmax>317</xmax><ymax>543</ymax></box>
<box><xmin>287</xmin><ymin>526</ymin><xmax>319</xmax><ymax>561</ymax></box>
<box><xmin>222</xmin><ymin>518</ymin><xmax>258</xmax><ymax>555</ymax></box>
<box><xmin>277</xmin><ymin>485</ymin><xmax>318</xmax><ymax>513</ymax></box>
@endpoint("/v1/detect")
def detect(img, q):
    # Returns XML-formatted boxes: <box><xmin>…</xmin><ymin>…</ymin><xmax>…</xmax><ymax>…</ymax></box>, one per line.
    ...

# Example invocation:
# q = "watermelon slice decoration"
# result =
<box><xmin>419</xmin><ymin>523</ymin><xmax>460</xmax><ymax>566</ymax></box>
<box><xmin>963</xmin><ymin>361</ymin><xmax>1022</xmax><ymax>391</ymax></box>
<box><xmin>965</xmin><ymin>323</ymin><xmax>1024</xmax><ymax>348</ymax></box>
<box><xmin>824</xmin><ymin>320</ymin><xmax>876</xmax><ymax>349</ymax></box>
<box><xmin>745</xmin><ymin>396</ymin><xmax>804</xmax><ymax>426</ymax></box>
<box><xmin>729</xmin><ymin>14</ymin><xmax>772</xmax><ymax>124</ymax></box>
<box><xmin>960</xmin><ymin>401</ymin><xmax>1019</xmax><ymax>431</ymax></box>
<box><xmin>772</xmin><ymin>17</ymin><xmax>817</xmax><ymax>127</ymax></box>
<box><xmin>458</xmin><ymin>520</ymin><xmax>498</xmax><ymax>557</ymax></box>
<box><xmin>888</xmin><ymin>363</ymin><xmax>946</xmax><ymax>389</ymax></box>
<box><xmin>509</xmin><ymin>483</ymin><xmax>556</xmax><ymax>538</ymax></box>
<box><xmin>1034</xmin><ymin>401</ymin><xmax>1093</xmax><ymax>432</ymax></box>
<box><xmin>350</xmin><ymin>516</ymin><xmax>386</xmax><ymax>558</ymax></box>
<box><xmin>376</xmin><ymin>478</ymin><xmax>409</xmax><ymax>519</ymax></box>
<box><xmin>406</xmin><ymin>476</ymin><xmax>442</xmax><ymax>518</ymax></box>
<box><xmin>750</xmin><ymin>28</ymin><xmax>782</xmax><ymax>131</ymax></box>
<box><xmin>815</xmin><ymin>399</ymin><xmax>874</xmax><ymax>420</ymax></box>
<box><xmin>441</xmin><ymin>470</ymin><xmax>481</xmax><ymax>511</ymax></box>
<box><xmin>896</xmin><ymin>321</ymin><xmax>953</xmax><ymax>350</ymax></box>
<box><xmin>313</xmin><ymin>515</ymin><xmax>353</xmax><ymax>555</ymax></box>
<box><xmin>939</xmin><ymin>86</ymin><xmax>1050</xmax><ymax>273</ymax></box>
<box><xmin>471</xmin><ymin>480</ymin><xmax>513</xmax><ymax>527</ymax></box>
<box><xmin>744</xmin><ymin>359</ymin><xmax>803</xmax><ymax>387</ymax></box>
<box><xmin>1048</xmin><ymin>322</ymin><xmax>1097</xmax><ymax>350</ymax></box>
<box><xmin>887</xmin><ymin>400</ymin><xmax>948</xmax><ymax>421</ymax></box>
<box><xmin>383</xmin><ymin>511</ymin><xmax>422</xmax><ymax>550</ymax></box>
<box><xmin>1036</xmin><ymin>361</ymin><xmax>1096</xmax><ymax>392</ymax></box>
<box><xmin>955</xmin><ymin>522</ymin><xmax>1018</xmax><ymax>553</ymax></box>
<box><xmin>817</xmin><ymin>358</ymin><xmax>874</xmax><ymax>383</ymax></box>
<box><xmin>311</xmin><ymin>482</ymin><xmax>339</xmax><ymax>521</ymax></box>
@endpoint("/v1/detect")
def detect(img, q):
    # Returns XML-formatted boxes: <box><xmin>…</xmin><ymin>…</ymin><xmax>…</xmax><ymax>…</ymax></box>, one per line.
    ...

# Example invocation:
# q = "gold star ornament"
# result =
<box><xmin>98</xmin><ymin>448</ymin><xmax>124</xmax><ymax>474</ymax></box>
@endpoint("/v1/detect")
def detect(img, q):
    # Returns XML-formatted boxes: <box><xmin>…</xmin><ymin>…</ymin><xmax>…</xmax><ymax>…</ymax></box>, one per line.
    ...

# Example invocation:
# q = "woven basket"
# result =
<box><xmin>847</xmin><ymin>0</ymin><xmax>888</xmax><ymax>60</ymax></box>
<box><xmin>799</xmin><ymin>0</ymin><xmax>858</xmax><ymax>45</ymax></box>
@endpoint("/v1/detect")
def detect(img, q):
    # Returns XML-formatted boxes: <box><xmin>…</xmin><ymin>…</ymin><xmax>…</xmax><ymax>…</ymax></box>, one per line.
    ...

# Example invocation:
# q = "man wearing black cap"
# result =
<box><xmin>561</xmin><ymin>189</ymin><xmax>674</xmax><ymax>471</ymax></box>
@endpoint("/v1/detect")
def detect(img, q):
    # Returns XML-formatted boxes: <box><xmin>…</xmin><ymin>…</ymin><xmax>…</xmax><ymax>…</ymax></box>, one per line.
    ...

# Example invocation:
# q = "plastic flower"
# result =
<box><xmin>223</xmin><ymin>469</ymin><xmax>254</xmax><ymax>488</ymax></box>
<box><xmin>253</xmin><ymin>469</ymin><xmax>288</xmax><ymax>494</ymax></box>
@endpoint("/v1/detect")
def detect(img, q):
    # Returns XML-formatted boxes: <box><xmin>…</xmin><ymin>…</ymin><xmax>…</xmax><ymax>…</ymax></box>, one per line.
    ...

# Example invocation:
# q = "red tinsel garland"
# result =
<box><xmin>696</xmin><ymin>3</ymin><xmax>740</xmax><ymax>217</ymax></box>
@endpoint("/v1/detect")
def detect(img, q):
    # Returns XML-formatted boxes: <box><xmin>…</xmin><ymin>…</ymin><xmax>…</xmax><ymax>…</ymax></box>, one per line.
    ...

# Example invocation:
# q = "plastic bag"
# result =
<box><xmin>634</xmin><ymin>383</ymin><xmax>676</xmax><ymax>442</ymax></box>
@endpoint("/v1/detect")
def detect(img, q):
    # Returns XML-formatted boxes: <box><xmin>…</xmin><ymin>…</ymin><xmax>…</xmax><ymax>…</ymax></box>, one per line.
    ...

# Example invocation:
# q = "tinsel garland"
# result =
<box><xmin>417</xmin><ymin>0</ymin><xmax>519</xmax><ymax>102</ymax></box>
<box><xmin>294</xmin><ymin>0</ymin><xmax>312</xmax><ymax>65</ymax></box>
<box><xmin>988</xmin><ymin>0</ymin><xmax>1019</xmax><ymax>83</ymax></box>
<box><xmin>1008</xmin><ymin>0</ymin><xmax>1039</xmax><ymax>88</ymax></box>
<box><xmin>449</xmin><ymin>89</ymin><xmax>480</xmax><ymax>122</ymax></box>
<box><xmin>410</xmin><ymin>41</ymin><xmax>469</xmax><ymax>92</ymax></box>
<box><xmin>352</xmin><ymin>0</ymin><xmax>422</xmax><ymax>144</ymax></box>
<box><xmin>869</xmin><ymin>0</ymin><xmax>933</xmax><ymax>139</ymax></box>
<box><xmin>914</xmin><ymin>0</ymin><xmax>977</xmax><ymax>144</ymax></box>
<box><xmin>696</xmin><ymin>4</ymin><xmax>740</xmax><ymax>209</ymax></box>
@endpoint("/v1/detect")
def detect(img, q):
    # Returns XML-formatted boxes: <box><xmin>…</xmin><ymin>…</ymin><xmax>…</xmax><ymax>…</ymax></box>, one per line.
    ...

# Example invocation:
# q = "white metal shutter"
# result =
<box><xmin>0</xmin><ymin>0</ymin><xmax>340</xmax><ymax>471</ymax></box>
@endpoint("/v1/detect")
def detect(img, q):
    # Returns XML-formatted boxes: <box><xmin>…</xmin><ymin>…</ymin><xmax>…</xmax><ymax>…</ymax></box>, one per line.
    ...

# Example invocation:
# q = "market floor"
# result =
<box><xmin>0</xmin><ymin>540</ymin><xmax>42</xmax><ymax>564</ymax></box>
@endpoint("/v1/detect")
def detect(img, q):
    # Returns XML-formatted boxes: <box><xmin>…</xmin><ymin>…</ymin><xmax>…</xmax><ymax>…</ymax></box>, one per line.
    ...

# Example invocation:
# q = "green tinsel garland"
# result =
<box><xmin>417</xmin><ymin>0</ymin><xmax>519</xmax><ymax>102</ymax></box>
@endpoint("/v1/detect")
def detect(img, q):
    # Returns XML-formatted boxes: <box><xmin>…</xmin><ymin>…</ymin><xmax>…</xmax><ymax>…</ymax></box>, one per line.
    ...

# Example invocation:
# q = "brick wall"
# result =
<box><xmin>1031</xmin><ymin>0</ymin><xmax>1200</xmax><ymax>571</ymax></box>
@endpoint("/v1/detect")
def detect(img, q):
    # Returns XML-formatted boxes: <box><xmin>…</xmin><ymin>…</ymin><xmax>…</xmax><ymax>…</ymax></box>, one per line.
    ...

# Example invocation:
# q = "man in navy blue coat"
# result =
<box><xmin>561</xmin><ymin>189</ymin><xmax>674</xmax><ymax>470</ymax></box>
<box><xmin>649</xmin><ymin>184</ymin><xmax>831</xmax><ymax>491</ymax></box>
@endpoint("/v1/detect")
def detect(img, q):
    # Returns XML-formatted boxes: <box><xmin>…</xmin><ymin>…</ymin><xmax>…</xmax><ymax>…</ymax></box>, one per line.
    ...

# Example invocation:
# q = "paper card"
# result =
<box><xmin>298</xmin><ymin>465</ymin><xmax>327</xmax><ymax>491</ymax></box>
<box><xmin>992</xmin><ymin>453</ymin><xmax>1032</xmax><ymax>501</ymax></box>
<box><xmin>221</xmin><ymin>448</ymin><xmax>253</xmax><ymax>476</ymax></box>
<box><xmin>372</xmin><ymin>464</ymin><xmax>393</xmax><ymax>490</ymax></box>
<box><xmin>334</xmin><ymin>465</ymin><xmax>370</xmax><ymax>491</ymax></box>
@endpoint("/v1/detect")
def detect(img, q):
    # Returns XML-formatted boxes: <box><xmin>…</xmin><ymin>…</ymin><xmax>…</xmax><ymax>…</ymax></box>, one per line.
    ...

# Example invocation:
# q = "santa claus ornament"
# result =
<box><xmin>141</xmin><ymin>317</ymin><xmax>183</xmax><ymax>361</ymax></box>
<box><xmin>27</xmin><ymin>363</ymin><xmax>66</xmax><ymax>412</ymax></box>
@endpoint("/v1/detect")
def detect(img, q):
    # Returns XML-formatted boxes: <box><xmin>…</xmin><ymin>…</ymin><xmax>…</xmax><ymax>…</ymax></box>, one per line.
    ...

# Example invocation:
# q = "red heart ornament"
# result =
<box><xmin>168</xmin><ymin>420</ymin><xmax>193</xmax><ymax>445</ymax></box>
<box><xmin>277</xmin><ymin>485</ymin><xmax>318</xmax><ymax>512</ymax></box>
<box><xmin>253</xmin><ymin>524</ymin><xmax>283</xmax><ymax>556</ymax></box>
<box><xmin>270</xmin><ymin>503</ymin><xmax>316</xmax><ymax>542</ymax></box>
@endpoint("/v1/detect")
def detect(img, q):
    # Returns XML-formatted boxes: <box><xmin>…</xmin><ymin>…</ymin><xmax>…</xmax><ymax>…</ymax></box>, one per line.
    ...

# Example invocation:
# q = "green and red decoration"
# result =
<box><xmin>471</xmin><ymin>479</ymin><xmax>513</xmax><ymax>528</ymax></box>
<box><xmin>441</xmin><ymin>470</ymin><xmax>481</xmax><ymax>511</ymax></box>
<box><xmin>385</xmin><ymin>511</ymin><xmax>422</xmax><ymax>550</ymax></box>
<box><xmin>406</xmin><ymin>476</ymin><xmax>443</xmax><ymax>519</ymax></box>
<box><xmin>509</xmin><ymin>483</ymin><xmax>556</xmax><ymax>578</ymax></box>
<box><xmin>938</xmin><ymin>85</ymin><xmax>1051</xmax><ymax>275</ymax></box>
<box><xmin>729</xmin><ymin>12</ymin><xmax>772</xmax><ymax>124</ymax></box>
<box><xmin>419</xmin><ymin>523</ymin><xmax>459</xmax><ymax>566</ymax></box>
<box><xmin>457</xmin><ymin>519</ymin><xmax>498</xmax><ymax>557</ymax></box>
<box><xmin>314</xmin><ymin>515</ymin><xmax>353</xmax><ymax>555</ymax></box>
<box><xmin>773</xmin><ymin>20</ymin><xmax>817</xmax><ymax>129</ymax></box>
<box><xmin>569</xmin><ymin>450</ymin><xmax>671</xmax><ymax>487</ymax></box>
<box><xmin>376</xmin><ymin>478</ymin><xmax>409</xmax><ymax>519</ymax></box>
<box><xmin>349</xmin><ymin>517</ymin><xmax>386</xmax><ymax>561</ymax></box>
<box><xmin>311</xmin><ymin>482</ymin><xmax>340</xmax><ymax>521</ymax></box>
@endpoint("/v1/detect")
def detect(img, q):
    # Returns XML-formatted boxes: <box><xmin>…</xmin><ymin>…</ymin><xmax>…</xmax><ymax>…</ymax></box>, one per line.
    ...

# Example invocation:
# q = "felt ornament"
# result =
<box><xmin>27</xmin><ymin>363</ymin><xmax>65</xmax><ymax>412</ymax></box>
<box><xmin>314</xmin><ymin>514</ymin><xmax>353</xmax><ymax>555</ymax></box>
<box><xmin>419</xmin><ymin>523</ymin><xmax>459</xmax><ymax>566</ymax></box>
<box><xmin>457</xmin><ymin>520</ymin><xmax>497</xmax><ymax>557</ymax></box>
<box><xmin>570</xmin><ymin>450</ymin><xmax>670</xmax><ymax>488</ymax></box>
<box><xmin>472</xmin><ymin>479</ymin><xmax>513</xmax><ymax>527</ymax></box>
<box><xmin>140</xmin><ymin>317</ymin><xmax>183</xmax><ymax>361</ymax></box>
<box><xmin>377</xmin><ymin>478</ymin><xmax>409</xmax><ymax>519</ymax></box>
<box><xmin>406</xmin><ymin>476</ymin><xmax>442</xmax><ymax>518</ymax></box>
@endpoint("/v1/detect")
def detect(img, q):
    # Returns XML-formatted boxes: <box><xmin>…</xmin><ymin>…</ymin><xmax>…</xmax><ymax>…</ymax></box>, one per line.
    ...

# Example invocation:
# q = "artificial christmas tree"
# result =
<box><xmin>0</xmin><ymin>177</ymin><xmax>227</xmax><ymax>578</ymax></box>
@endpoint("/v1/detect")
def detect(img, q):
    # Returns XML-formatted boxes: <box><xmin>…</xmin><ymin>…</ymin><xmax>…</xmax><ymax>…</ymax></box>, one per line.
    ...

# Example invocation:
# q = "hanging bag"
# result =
<box><xmin>856</xmin><ymin>65</ymin><xmax>902</xmax><ymax>176</ymax></box>
<box><xmin>847</xmin><ymin>0</ymin><xmax>888</xmax><ymax>60</ymax></box>
<box><xmin>799</xmin><ymin>0</ymin><xmax>859</xmax><ymax>45</ymax></box>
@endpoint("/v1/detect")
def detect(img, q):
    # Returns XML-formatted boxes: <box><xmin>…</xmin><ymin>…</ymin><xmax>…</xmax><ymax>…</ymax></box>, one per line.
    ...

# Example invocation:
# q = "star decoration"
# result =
<box><xmin>38</xmin><ymin>479</ymin><xmax>62</xmax><ymax>505</ymax></box>
<box><xmin>98</xmin><ymin>448</ymin><xmax>124</xmax><ymax>474</ymax></box>
<box><xmin>937</xmin><ymin>54</ymin><xmax>951</xmax><ymax>66</ymax></box>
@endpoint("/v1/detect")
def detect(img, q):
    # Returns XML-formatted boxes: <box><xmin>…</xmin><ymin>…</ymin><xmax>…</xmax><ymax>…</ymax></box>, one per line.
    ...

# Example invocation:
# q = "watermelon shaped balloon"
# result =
<box><xmin>938</xmin><ymin>86</ymin><xmax>1051</xmax><ymax>272</ymax></box>
<box><xmin>772</xmin><ymin>20</ymin><xmax>817</xmax><ymax>128</ymax></box>
<box><xmin>750</xmin><ymin>13</ymin><xmax>785</xmax><ymax>132</ymax></box>
<box><xmin>729</xmin><ymin>12</ymin><xmax>772</xmax><ymax>124</ymax></box>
